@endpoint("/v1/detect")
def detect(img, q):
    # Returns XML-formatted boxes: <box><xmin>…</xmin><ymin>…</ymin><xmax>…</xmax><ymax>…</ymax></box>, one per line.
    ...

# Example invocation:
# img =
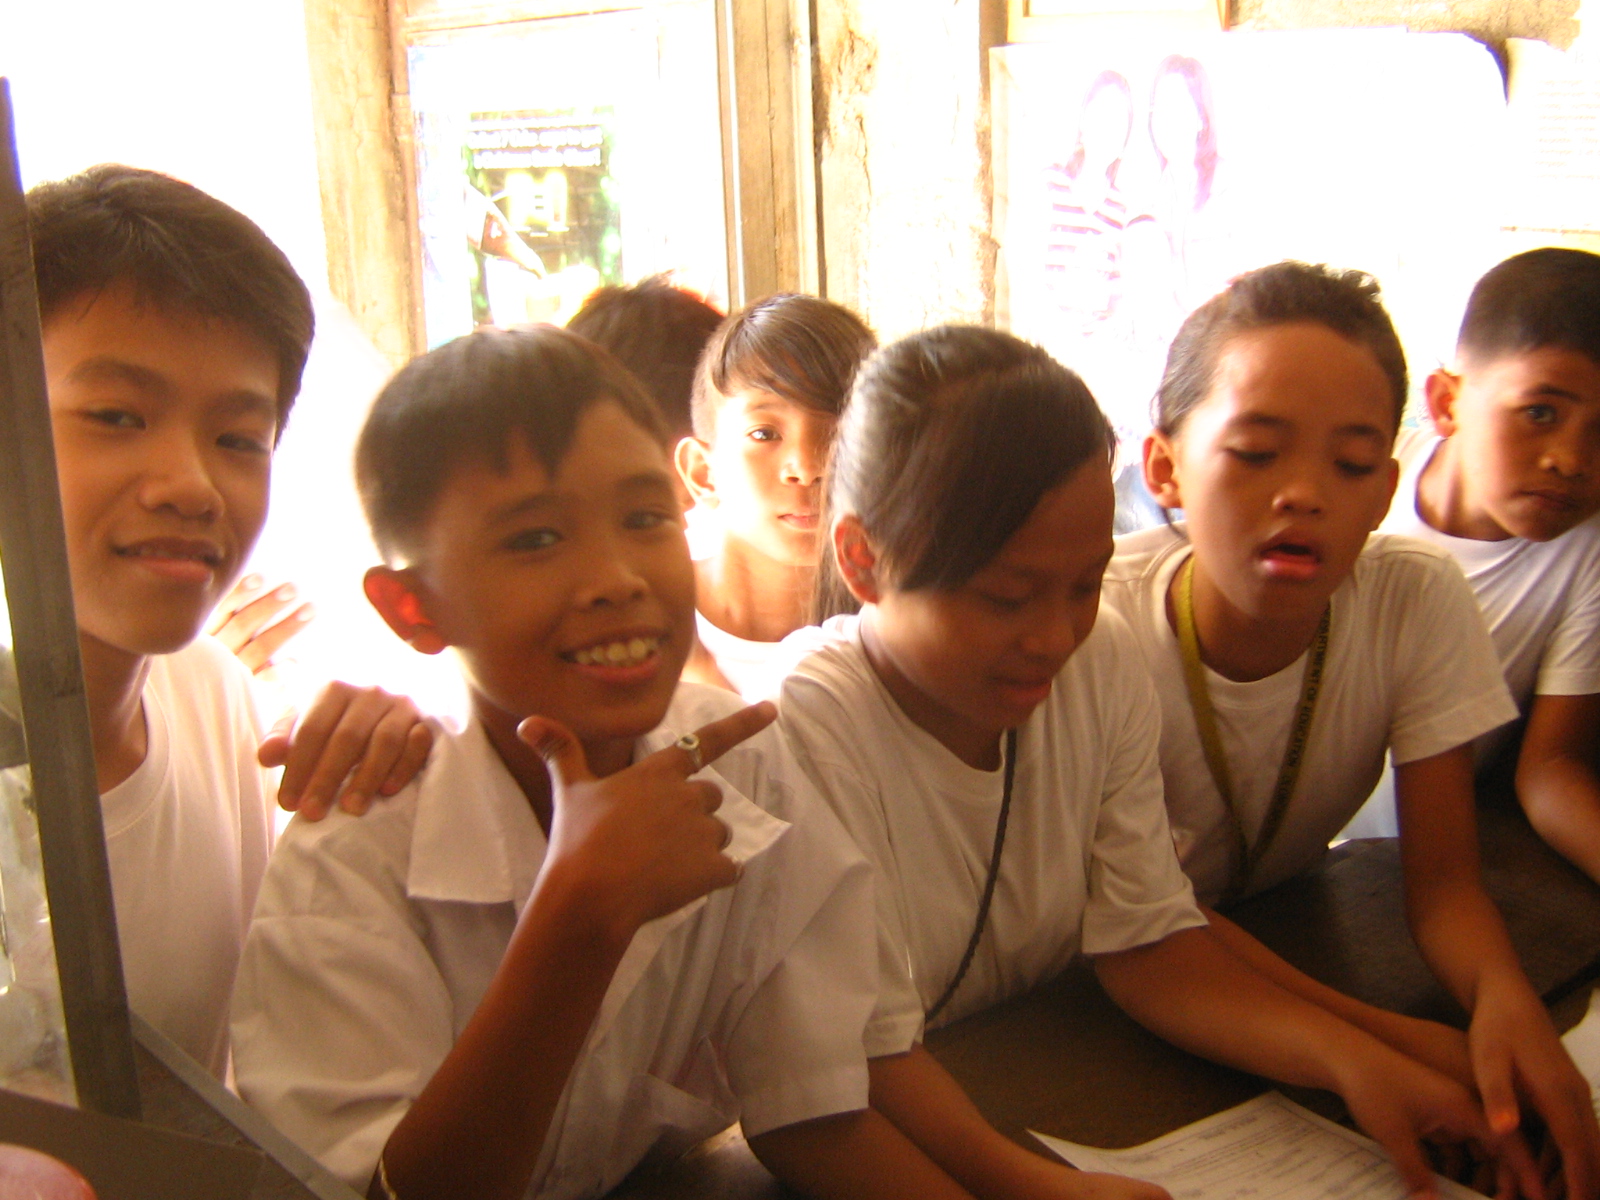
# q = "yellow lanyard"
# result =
<box><xmin>1174</xmin><ymin>556</ymin><xmax>1330</xmax><ymax>904</ymax></box>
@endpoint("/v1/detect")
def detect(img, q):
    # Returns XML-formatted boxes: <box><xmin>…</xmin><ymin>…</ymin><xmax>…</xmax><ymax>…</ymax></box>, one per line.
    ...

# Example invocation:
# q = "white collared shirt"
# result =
<box><xmin>230</xmin><ymin>684</ymin><xmax>875</xmax><ymax>1199</ymax></box>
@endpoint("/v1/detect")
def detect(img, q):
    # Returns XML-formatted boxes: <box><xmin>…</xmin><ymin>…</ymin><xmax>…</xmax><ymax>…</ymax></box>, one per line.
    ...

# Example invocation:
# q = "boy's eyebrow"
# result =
<box><xmin>63</xmin><ymin>358</ymin><xmax>277</xmax><ymax>420</ymax></box>
<box><xmin>615</xmin><ymin>468</ymin><xmax>680</xmax><ymax>496</ymax></box>
<box><xmin>485</xmin><ymin>492</ymin><xmax>560</xmax><ymax>525</ymax></box>
<box><xmin>212</xmin><ymin>390</ymin><xmax>280</xmax><ymax>422</ymax></box>
<box><xmin>1524</xmin><ymin>383</ymin><xmax>1590</xmax><ymax>403</ymax></box>
<box><xmin>64</xmin><ymin>355</ymin><xmax>172</xmax><ymax>395</ymax></box>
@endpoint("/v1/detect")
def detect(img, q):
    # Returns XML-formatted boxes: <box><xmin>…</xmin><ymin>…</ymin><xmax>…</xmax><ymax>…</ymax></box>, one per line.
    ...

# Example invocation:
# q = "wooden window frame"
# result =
<box><xmin>304</xmin><ymin>0</ymin><xmax>819</xmax><ymax>362</ymax></box>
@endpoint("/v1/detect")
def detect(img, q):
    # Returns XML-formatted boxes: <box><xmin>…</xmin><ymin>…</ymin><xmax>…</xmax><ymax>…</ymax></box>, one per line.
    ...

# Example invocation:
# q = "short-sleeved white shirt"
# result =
<box><xmin>1382</xmin><ymin>430</ymin><xmax>1600</xmax><ymax>760</ymax></box>
<box><xmin>231</xmin><ymin>683</ymin><xmax>875</xmax><ymax>1199</ymax></box>
<box><xmin>100</xmin><ymin>636</ymin><xmax>274</xmax><ymax>1078</ymax></box>
<box><xmin>694</xmin><ymin>611</ymin><xmax>797</xmax><ymax>702</ymax></box>
<box><xmin>777</xmin><ymin>610</ymin><xmax>1205</xmax><ymax>1056</ymax></box>
<box><xmin>1104</xmin><ymin>526</ymin><xmax>1519</xmax><ymax>906</ymax></box>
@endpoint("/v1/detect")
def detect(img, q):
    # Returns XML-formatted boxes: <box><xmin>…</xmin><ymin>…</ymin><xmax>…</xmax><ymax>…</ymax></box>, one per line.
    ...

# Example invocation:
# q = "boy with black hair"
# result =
<box><xmin>28</xmin><ymin>164</ymin><xmax>431</xmax><ymax>1076</ymax></box>
<box><xmin>676</xmin><ymin>294</ymin><xmax>876</xmax><ymax>697</ymax></box>
<box><xmin>229</xmin><ymin>325</ymin><xmax>966</xmax><ymax>1200</ymax></box>
<box><xmin>1381</xmin><ymin>247</ymin><xmax>1600</xmax><ymax>881</ymax></box>
<box><xmin>566</xmin><ymin>274</ymin><xmax>724</xmax><ymax>442</ymax></box>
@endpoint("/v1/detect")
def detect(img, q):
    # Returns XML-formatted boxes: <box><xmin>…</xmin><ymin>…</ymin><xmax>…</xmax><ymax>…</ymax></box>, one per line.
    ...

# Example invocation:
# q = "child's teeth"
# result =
<box><xmin>572</xmin><ymin>637</ymin><xmax>659</xmax><ymax>666</ymax></box>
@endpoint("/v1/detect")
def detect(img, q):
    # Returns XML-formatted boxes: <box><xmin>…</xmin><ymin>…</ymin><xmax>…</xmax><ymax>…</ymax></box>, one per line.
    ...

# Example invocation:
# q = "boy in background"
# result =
<box><xmin>566</xmin><ymin>274</ymin><xmax>723</xmax><ymax>444</ymax></box>
<box><xmin>675</xmin><ymin>295</ymin><xmax>875</xmax><ymax>698</ymax></box>
<box><xmin>1381</xmin><ymin>247</ymin><xmax>1600</xmax><ymax>881</ymax></box>
<box><xmin>231</xmin><ymin>326</ymin><xmax>961</xmax><ymax>1200</ymax></box>
<box><xmin>29</xmin><ymin>164</ymin><xmax>430</xmax><ymax>1075</ymax></box>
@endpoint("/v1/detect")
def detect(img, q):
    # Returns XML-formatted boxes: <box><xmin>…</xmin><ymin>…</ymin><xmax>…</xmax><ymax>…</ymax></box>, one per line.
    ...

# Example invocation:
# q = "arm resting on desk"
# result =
<box><xmin>1202</xmin><ymin>907</ymin><xmax>1474</xmax><ymax>1087</ymax></box>
<box><xmin>843</xmin><ymin>1047</ymin><xmax>1169</xmax><ymax>1200</ymax></box>
<box><xmin>1094</xmin><ymin>925</ymin><xmax>1521</xmax><ymax>1199</ymax></box>
<box><xmin>747</xmin><ymin>1106</ymin><xmax>975</xmax><ymax>1200</ymax></box>
<box><xmin>1516</xmin><ymin>692</ymin><xmax>1600</xmax><ymax>886</ymax></box>
<box><xmin>1396</xmin><ymin>744</ymin><xmax>1600</xmax><ymax>1200</ymax></box>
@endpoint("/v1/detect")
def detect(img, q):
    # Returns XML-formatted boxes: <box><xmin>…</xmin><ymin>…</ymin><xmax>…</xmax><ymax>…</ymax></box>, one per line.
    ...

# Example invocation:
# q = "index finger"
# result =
<box><xmin>659</xmin><ymin>701</ymin><xmax>777</xmax><ymax>776</ymax></box>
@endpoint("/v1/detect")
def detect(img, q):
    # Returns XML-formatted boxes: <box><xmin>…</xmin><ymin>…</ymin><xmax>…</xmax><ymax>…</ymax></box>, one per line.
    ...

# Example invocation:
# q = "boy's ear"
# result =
<box><xmin>833</xmin><ymin>514</ymin><xmax>882</xmax><ymax>606</ymax></box>
<box><xmin>675</xmin><ymin>435</ymin><xmax>717</xmax><ymax>507</ymax></box>
<box><xmin>1424</xmin><ymin>369</ymin><xmax>1463</xmax><ymax>438</ymax></box>
<box><xmin>1142</xmin><ymin>432</ymin><xmax>1183</xmax><ymax>511</ymax></box>
<box><xmin>363</xmin><ymin>566</ymin><xmax>449</xmax><ymax>655</ymax></box>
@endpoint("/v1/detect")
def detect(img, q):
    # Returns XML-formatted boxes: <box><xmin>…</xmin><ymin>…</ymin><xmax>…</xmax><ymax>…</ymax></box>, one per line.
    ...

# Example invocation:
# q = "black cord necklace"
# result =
<box><xmin>925</xmin><ymin>726</ymin><xmax>1019</xmax><ymax>1024</ymax></box>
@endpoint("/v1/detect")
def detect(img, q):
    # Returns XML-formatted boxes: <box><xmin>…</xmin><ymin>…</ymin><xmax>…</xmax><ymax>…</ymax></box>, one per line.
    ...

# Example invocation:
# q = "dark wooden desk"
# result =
<box><xmin>612</xmin><ymin>792</ymin><xmax>1600</xmax><ymax>1197</ymax></box>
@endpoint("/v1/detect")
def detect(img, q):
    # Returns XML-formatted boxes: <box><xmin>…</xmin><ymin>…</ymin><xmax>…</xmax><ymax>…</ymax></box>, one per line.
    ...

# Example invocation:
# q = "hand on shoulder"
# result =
<box><xmin>260</xmin><ymin>682</ymin><xmax>435</xmax><ymax>820</ymax></box>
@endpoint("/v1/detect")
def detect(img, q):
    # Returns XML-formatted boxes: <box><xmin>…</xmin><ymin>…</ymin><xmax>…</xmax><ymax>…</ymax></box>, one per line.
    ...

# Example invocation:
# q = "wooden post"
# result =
<box><xmin>0</xmin><ymin>79</ymin><xmax>142</xmax><ymax>1119</ymax></box>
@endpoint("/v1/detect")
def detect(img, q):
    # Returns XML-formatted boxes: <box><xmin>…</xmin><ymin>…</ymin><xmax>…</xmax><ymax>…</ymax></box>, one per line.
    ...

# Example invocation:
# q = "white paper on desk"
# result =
<box><xmin>1032</xmin><ymin>1092</ymin><xmax>1480</xmax><ymax>1199</ymax></box>
<box><xmin>1560</xmin><ymin>988</ymin><xmax>1600</xmax><ymax>1120</ymax></box>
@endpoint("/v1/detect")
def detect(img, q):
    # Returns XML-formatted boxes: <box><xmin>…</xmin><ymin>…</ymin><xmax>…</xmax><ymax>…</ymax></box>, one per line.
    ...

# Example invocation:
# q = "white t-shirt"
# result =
<box><xmin>231</xmin><ymin>683</ymin><xmax>875</xmax><ymax>1199</ymax></box>
<box><xmin>777</xmin><ymin>611</ymin><xmax>1206</xmax><ymax>1056</ymax></box>
<box><xmin>1383</xmin><ymin>429</ymin><xmax>1600</xmax><ymax>761</ymax></box>
<box><xmin>694</xmin><ymin>611</ymin><xmax>799</xmax><ymax>701</ymax></box>
<box><xmin>1103</xmin><ymin>526</ymin><xmax>1519</xmax><ymax>906</ymax></box>
<box><xmin>99</xmin><ymin>636</ymin><xmax>274</xmax><ymax>1078</ymax></box>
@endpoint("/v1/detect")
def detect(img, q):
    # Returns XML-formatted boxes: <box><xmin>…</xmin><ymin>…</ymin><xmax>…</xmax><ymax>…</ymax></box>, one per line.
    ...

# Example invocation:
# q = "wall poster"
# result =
<box><xmin>993</xmin><ymin>29</ymin><xmax>1509</xmax><ymax>510</ymax></box>
<box><xmin>408</xmin><ymin>2</ymin><xmax>727</xmax><ymax>347</ymax></box>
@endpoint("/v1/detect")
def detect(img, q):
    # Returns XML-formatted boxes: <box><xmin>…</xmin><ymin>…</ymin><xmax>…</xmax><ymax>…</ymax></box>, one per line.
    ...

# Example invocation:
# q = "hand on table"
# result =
<box><xmin>1339</xmin><ymin>1040</ymin><xmax>1546</xmax><ymax>1200</ymax></box>
<box><xmin>1468</xmin><ymin>981</ymin><xmax>1600</xmax><ymax>1200</ymax></box>
<box><xmin>261</xmin><ymin>682</ymin><xmax>434</xmax><ymax>820</ymax></box>
<box><xmin>518</xmin><ymin>702</ymin><xmax>774</xmax><ymax>937</ymax></box>
<box><xmin>209</xmin><ymin>574</ymin><xmax>313</xmax><ymax>677</ymax></box>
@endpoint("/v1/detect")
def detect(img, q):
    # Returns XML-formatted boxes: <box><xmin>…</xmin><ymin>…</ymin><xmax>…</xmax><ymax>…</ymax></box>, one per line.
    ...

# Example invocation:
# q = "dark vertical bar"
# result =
<box><xmin>0</xmin><ymin>78</ymin><xmax>142</xmax><ymax>1119</ymax></box>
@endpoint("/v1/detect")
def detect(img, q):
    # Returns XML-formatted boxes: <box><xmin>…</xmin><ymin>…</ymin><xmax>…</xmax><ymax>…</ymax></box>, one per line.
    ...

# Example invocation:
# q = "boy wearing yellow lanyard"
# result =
<box><xmin>1105</xmin><ymin>262</ymin><xmax>1600</xmax><ymax>1199</ymax></box>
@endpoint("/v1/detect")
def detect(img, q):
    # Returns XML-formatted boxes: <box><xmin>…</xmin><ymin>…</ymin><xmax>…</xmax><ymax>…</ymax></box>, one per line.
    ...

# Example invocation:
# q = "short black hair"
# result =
<box><xmin>356</xmin><ymin>325</ymin><xmax>665</xmax><ymax>563</ymax></box>
<box><xmin>691</xmin><ymin>293</ymin><xmax>876</xmax><ymax>440</ymax></box>
<box><xmin>26</xmin><ymin>164</ymin><xmax>315</xmax><ymax>430</ymax></box>
<box><xmin>816</xmin><ymin>326</ymin><xmax>1113</xmax><ymax>619</ymax></box>
<box><xmin>1457</xmin><ymin>248</ymin><xmax>1600</xmax><ymax>370</ymax></box>
<box><xmin>1156</xmin><ymin>261</ymin><xmax>1408</xmax><ymax>436</ymax></box>
<box><xmin>566</xmin><ymin>275</ymin><xmax>724</xmax><ymax>440</ymax></box>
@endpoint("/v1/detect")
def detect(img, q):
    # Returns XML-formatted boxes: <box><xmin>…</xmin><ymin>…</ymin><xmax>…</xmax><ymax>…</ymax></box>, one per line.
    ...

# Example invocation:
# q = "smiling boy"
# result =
<box><xmin>28</xmin><ymin>165</ymin><xmax>430</xmax><ymax>1076</ymax></box>
<box><xmin>1381</xmin><ymin>248</ymin><xmax>1600</xmax><ymax>882</ymax></box>
<box><xmin>229</xmin><ymin>327</ymin><xmax>910</xmax><ymax>1200</ymax></box>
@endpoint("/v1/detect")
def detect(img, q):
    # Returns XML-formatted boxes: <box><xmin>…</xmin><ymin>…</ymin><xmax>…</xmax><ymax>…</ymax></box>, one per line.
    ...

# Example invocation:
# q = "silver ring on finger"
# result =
<box><xmin>675</xmin><ymin>732</ymin><xmax>704</xmax><ymax>773</ymax></box>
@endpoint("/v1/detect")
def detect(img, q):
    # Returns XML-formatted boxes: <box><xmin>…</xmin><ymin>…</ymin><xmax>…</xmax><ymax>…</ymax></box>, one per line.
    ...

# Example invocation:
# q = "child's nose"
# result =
<box><xmin>574</xmin><ymin>545</ymin><xmax>649</xmax><ymax>609</ymax></box>
<box><xmin>1017</xmin><ymin>606</ymin><xmax>1079</xmax><ymax>664</ymax></box>
<box><xmin>1541</xmin><ymin>429</ymin><xmax>1589</xmax><ymax>479</ymax></box>
<box><xmin>139</xmin><ymin>435</ymin><xmax>223</xmax><ymax>521</ymax></box>
<box><xmin>1272</xmin><ymin>471</ymin><xmax>1326</xmax><ymax>514</ymax></box>
<box><xmin>782</xmin><ymin>439</ymin><xmax>827</xmax><ymax>487</ymax></box>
